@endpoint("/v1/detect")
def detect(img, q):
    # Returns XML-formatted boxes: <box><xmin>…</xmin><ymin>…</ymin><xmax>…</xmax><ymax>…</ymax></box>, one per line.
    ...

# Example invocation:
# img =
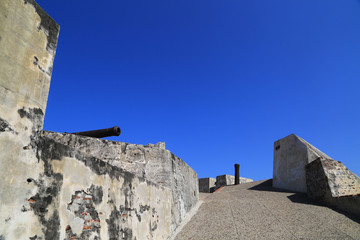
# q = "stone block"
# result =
<box><xmin>273</xmin><ymin>134</ymin><xmax>331</xmax><ymax>193</ymax></box>
<box><xmin>199</xmin><ymin>178</ymin><xmax>216</xmax><ymax>193</ymax></box>
<box><xmin>240</xmin><ymin>177</ymin><xmax>254</xmax><ymax>184</ymax></box>
<box><xmin>306</xmin><ymin>158</ymin><xmax>360</xmax><ymax>217</ymax></box>
<box><xmin>216</xmin><ymin>175</ymin><xmax>235</xmax><ymax>187</ymax></box>
<box><xmin>216</xmin><ymin>175</ymin><xmax>253</xmax><ymax>188</ymax></box>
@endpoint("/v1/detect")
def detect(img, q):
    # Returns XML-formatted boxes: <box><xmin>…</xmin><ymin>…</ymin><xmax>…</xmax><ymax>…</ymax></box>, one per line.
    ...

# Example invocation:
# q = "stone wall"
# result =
<box><xmin>273</xmin><ymin>134</ymin><xmax>331</xmax><ymax>193</ymax></box>
<box><xmin>215</xmin><ymin>175</ymin><xmax>253</xmax><ymax>188</ymax></box>
<box><xmin>199</xmin><ymin>178</ymin><xmax>216</xmax><ymax>193</ymax></box>
<box><xmin>0</xmin><ymin>1</ymin><xmax>198</xmax><ymax>239</ymax></box>
<box><xmin>0</xmin><ymin>0</ymin><xmax>60</xmax><ymax>238</ymax></box>
<box><xmin>43</xmin><ymin>131</ymin><xmax>199</xmax><ymax>233</ymax></box>
<box><xmin>306</xmin><ymin>158</ymin><xmax>360</xmax><ymax>217</ymax></box>
<box><xmin>1</xmin><ymin>132</ymin><xmax>174</xmax><ymax>239</ymax></box>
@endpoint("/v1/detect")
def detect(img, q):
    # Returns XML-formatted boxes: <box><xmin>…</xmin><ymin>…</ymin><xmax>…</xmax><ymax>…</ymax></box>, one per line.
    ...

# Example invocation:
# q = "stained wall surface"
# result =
<box><xmin>0</xmin><ymin>1</ymin><xmax>199</xmax><ymax>239</ymax></box>
<box><xmin>43</xmin><ymin>131</ymin><xmax>199</xmax><ymax>233</ymax></box>
<box><xmin>34</xmin><ymin>136</ymin><xmax>174</xmax><ymax>239</ymax></box>
<box><xmin>0</xmin><ymin>0</ymin><xmax>60</xmax><ymax>238</ymax></box>
<box><xmin>273</xmin><ymin>134</ymin><xmax>331</xmax><ymax>193</ymax></box>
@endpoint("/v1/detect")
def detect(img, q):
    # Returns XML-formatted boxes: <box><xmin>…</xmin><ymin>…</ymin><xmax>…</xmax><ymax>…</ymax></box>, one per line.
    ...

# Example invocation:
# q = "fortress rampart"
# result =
<box><xmin>0</xmin><ymin>1</ymin><xmax>198</xmax><ymax>239</ymax></box>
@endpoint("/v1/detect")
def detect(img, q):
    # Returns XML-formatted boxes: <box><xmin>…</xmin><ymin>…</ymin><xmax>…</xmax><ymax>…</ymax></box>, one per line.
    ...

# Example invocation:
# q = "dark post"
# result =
<box><xmin>235</xmin><ymin>164</ymin><xmax>240</xmax><ymax>185</ymax></box>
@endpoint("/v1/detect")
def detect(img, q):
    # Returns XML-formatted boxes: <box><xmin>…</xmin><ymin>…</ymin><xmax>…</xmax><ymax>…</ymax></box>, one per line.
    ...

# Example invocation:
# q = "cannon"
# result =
<box><xmin>71</xmin><ymin>126</ymin><xmax>121</xmax><ymax>138</ymax></box>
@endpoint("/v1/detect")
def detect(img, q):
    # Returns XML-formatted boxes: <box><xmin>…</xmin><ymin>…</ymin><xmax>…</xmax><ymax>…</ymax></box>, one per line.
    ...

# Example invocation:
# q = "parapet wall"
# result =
<box><xmin>43</xmin><ymin>131</ymin><xmax>199</xmax><ymax>231</ymax></box>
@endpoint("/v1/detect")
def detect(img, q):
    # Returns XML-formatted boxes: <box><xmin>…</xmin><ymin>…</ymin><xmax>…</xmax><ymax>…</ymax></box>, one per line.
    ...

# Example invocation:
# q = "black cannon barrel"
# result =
<box><xmin>72</xmin><ymin>126</ymin><xmax>121</xmax><ymax>138</ymax></box>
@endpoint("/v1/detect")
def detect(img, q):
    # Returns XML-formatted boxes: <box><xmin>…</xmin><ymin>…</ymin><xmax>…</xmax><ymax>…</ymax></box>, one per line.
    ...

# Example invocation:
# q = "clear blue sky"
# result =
<box><xmin>39</xmin><ymin>0</ymin><xmax>360</xmax><ymax>180</ymax></box>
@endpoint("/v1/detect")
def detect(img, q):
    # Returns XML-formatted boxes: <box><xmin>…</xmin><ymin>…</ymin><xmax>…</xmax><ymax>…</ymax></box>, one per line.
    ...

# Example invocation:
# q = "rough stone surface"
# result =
<box><xmin>273</xmin><ymin>134</ymin><xmax>331</xmax><ymax>193</ymax></box>
<box><xmin>176</xmin><ymin>180</ymin><xmax>360</xmax><ymax>240</ymax></box>
<box><xmin>0</xmin><ymin>1</ymin><xmax>199</xmax><ymax>239</ymax></box>
<box><xmin>0</xmin><ymin>0</ymin><xmax>59</xmax><ymax>238</ymax></box>
<box><xmin>37</xmin><ymin>136</ymin><xmax>173</xmax><ymax>240</ymax></box>
<box><xmin>43</xmin><ymin>130</ymin><xmax>199</xmax><ymax>235</ymax></box>
<box><xmin>0</xmin><ymin>0</ymin><xmax>59</xmax><ymax>116</ymax></box>
<box><xmin>216</xmin><ymin>175</ymin><xmax>253</xmax><ymax>188</ymax></box>
<box><xmin>199</xmin><ymin>178</ymin><xmax>216</xmax><ymax>193</ymax></box>
<box><xmin>306</xmin><ymin>158</ymin><xmax>360</xmax><ymax>217</ymax></box>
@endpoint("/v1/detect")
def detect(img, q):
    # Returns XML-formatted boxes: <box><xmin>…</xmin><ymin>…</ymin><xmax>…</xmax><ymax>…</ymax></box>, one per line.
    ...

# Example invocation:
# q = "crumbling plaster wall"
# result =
<box><xmin>35</xmin><ymin>136</ymin><xmax>173</xmax><ymax>239</ymax></box>
<box><xmin>0</xmin><ymin>0</ymin><xmax>198</xmax><ymax>239</ymax></box>
<box><xmin>0</xmin><ymin>0</ymin><xmax>60</xmax><ymax>238</ymax></box>
<box><xmin>42</xmin><ymin>131</ymin><xmax>199</xmax><ymax>231</ymax></box>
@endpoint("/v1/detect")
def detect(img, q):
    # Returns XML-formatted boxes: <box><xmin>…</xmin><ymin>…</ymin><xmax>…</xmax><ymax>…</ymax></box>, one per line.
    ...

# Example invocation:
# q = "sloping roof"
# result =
<box><xmin>175</xmin><ymin>180</ymin><xmax>360</xmax><ymax>240</ymax></box>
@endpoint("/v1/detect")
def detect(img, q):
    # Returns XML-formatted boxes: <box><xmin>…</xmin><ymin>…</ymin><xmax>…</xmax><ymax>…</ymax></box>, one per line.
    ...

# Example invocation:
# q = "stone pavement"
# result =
<box><xmin>175</xmin><ymin>180</ymin><xmax>360</xmax><ymax>240</ymax></box>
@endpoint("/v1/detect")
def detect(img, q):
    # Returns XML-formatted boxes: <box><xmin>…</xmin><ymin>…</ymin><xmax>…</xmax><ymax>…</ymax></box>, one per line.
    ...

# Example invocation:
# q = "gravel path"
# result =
<box><xmin>175</xmin><ymin>180</ymin><xmax>360</xmax><ymax>240</ymax></box>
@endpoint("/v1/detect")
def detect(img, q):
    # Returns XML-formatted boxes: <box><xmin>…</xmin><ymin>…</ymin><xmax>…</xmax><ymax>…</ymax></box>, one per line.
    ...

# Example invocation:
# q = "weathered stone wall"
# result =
<box><xmin>273</xmin><ymin>134</ymin><xmax>331</xmax><ymax>193</ymax></box>
<box><xmin>42</xmin><ymin>131</ymin><xmax>199</xmax><ymax>233</ymax></box>
<box><xmin>0</xmin><ymin>0</ymin><xmax>60</xmax><ymax>238</ymax></box>
<box><xmin>37</xmin><ymin>136</ymin><xmax>173</xmax><ymax>239</ymax></box>
<box><xmin>0</xmin><ymin>0</ymin><xmax>59</xmax><ymax>122</ymax></box>
<box><xmin>199</xmin><ymin>177</ymin><xmax>216</xmax><ymax>193</ymax></box>
<box><xmin>306</xmin><ymin>158</ymin><xmax>360</xmax><ymax>217</ymax></box>
<box><xmin>0</xmin><ymin>1</ymin><xmax>199</xmax><ymax>239</ymax></box>
<box><xmin>215</xmin><ymin>175</ymin><xmax>253</xmax><ymax>188</ymax></box>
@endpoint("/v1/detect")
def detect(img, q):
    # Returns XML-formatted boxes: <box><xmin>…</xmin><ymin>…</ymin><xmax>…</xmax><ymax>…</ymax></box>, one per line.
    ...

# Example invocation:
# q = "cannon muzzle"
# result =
<box><xmin>72</xmin><ymin>126</ymin><xmax>121</xmax><ymax>138</ymax></box>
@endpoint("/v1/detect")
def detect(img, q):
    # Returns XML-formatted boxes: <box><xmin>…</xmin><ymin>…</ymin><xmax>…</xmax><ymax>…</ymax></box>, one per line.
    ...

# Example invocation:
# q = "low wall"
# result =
<box><xmin>215</xmin><ymin>175</ymin><xmax>253</xmax><ymax>188</ymax></box>
<box><xmin>1</xmin><ymin>127</ymin><xmax>197</xmax><ymax>239</ymax></box>
<box><xmin>20</xmin><ymin>135</ymin><xmax>173</xmax><ymax>239</ymax></box>
<box><xmin>43</xmin><ymin>131</ymin><xmax>199</xmax><ymax>231</ymax></box>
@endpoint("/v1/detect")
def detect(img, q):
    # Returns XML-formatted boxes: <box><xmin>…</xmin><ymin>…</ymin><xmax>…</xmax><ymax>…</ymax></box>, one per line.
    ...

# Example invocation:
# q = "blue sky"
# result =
<box><xmin>39</xmin><ymin>0</ymin><xmax>360</xmax><ymax>180</ymax></box>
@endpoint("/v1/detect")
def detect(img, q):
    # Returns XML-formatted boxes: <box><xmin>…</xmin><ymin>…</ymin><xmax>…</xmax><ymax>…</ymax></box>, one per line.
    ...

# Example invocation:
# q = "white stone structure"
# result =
<box><xmin>273</xmin><ymin>134</ymin><xmax>331</xmax><ymax>193</ymax></box>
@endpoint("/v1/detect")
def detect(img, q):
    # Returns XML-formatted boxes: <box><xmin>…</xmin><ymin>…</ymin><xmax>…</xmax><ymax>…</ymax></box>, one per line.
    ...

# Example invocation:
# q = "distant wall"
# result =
<box><xmin>199</xmin><ymin>178</ymin><xmax>216</xmax><ymax>193</ymax></box>
<box><xmin>215</xmin><ymin>175</ymin><xmax>253</xmax><ymax>188</ymax></box>
<box><xmin>273</xmin><ymin>134</ymin><xmax>331</xmax><ymax>193</ymax></box>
